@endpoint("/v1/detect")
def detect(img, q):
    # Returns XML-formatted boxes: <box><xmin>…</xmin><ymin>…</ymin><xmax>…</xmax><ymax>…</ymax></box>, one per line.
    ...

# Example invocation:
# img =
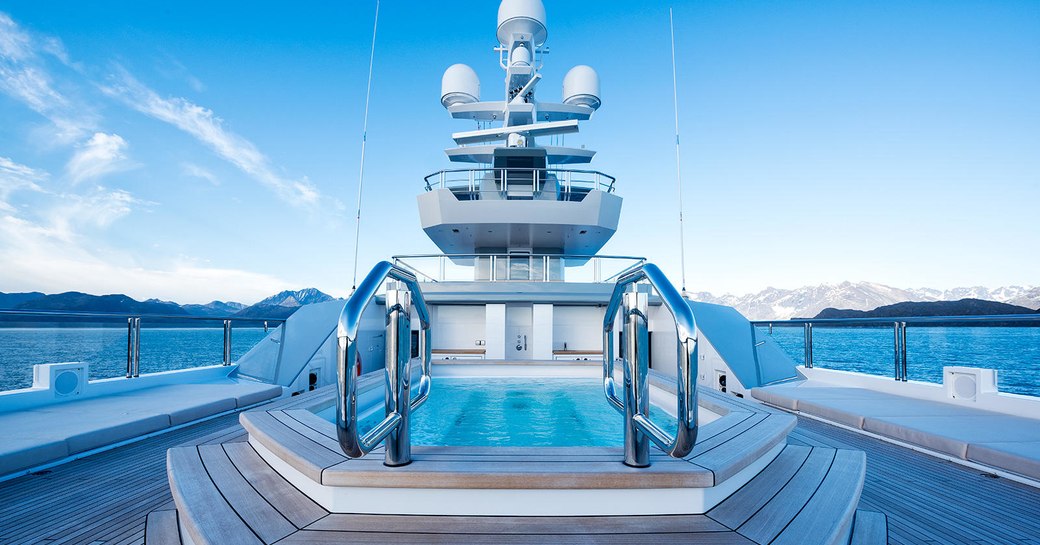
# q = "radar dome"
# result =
<box><xmin>497</xmin><ymin>0</ymin><xmax>547</xmax><ymax>46</ymax></box>
<box><xmin>440</xmin><ymin>64</ymin><xmax>480</xmax><ymax>108</ymax></box>
<box><xmin>562</xmin><ymin>65</ymin><xmax>601</xmax><ymax>110</ymax></box>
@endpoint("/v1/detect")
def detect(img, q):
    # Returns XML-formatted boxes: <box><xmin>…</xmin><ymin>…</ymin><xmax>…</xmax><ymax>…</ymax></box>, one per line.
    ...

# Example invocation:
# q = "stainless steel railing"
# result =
<box><xmin>423</xmin><ymin>167</ymin><xmax>616</xmax><ymax>201</ymax></box>
<box><xmin>753</xmin><ymin>314</ymin><xmax>1040</xmax><ymax>382</ymax></box>
<box><xmin>335</xmin><ymin>261</ymin><xmax>432</xmax><ymax>467</ymax></box>
<box><xmin>602</xmin><ymin>263</ymin><xmax>699</xmax><ymax>467</ymax></box>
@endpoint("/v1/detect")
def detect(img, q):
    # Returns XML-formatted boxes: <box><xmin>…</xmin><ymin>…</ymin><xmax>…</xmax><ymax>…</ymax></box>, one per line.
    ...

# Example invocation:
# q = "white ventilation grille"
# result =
<box><xmin>944</xmin><ymin>367</ymin><xmax>998</xmax><ymax>402</ymax></box>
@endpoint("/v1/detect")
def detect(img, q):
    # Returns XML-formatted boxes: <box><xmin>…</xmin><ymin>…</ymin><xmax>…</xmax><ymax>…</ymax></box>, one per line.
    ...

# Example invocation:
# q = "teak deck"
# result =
<box><xmin>2</xmin><ymin>387</ymin><xmax>1039</xmax><ymax>544</ymax></box>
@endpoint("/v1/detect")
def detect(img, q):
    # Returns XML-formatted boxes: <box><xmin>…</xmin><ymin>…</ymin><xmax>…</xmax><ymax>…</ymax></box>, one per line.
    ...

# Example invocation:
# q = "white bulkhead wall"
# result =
<box><xmin>431</xmin><ymin>305</ymin><xmax>486</xmax><ymax>350</ymax></box>
<box><xmin>552</xmin><ymin>305</ymin><xmax>603</xmax><ymax>352</ymax></box>
<box><xmin>647</xmin><ymin>304</ymin><xmax>749</xmax><ymax>398</ymax></box>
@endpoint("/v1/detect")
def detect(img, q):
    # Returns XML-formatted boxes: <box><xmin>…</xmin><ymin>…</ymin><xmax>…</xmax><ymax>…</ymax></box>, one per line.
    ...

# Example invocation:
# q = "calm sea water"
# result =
<box><xmin>757</xmin><ymin>326</ymin><xmax>1040</xmax><ymax>397</ymax></box>
<box><xmin>317</xmin><ymin>377</ymin><xmax>677</xmax><ymax>447</ymax></box>
<box><xmin>0</xmin><ymin>327</ymin><xmax>269</xmax><ymax>391</ymax></box>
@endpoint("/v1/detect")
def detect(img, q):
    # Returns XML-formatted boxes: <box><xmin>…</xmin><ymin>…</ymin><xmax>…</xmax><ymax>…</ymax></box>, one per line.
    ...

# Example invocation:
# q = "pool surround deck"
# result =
<box><xmin>239</xmin><ymin>366</ymin><xmax>797</xmax><ymax>515</ymax></box>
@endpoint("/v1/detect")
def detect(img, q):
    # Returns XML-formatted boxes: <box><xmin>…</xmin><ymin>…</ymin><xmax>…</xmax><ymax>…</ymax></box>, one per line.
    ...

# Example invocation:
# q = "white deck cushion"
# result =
<box><xmin>966</xmin><ymin>441</ymin><xmax>1040</xmax><ymax>480</ymax></box>
<box><xmin>863</xmin><ymin>415</ymin><xmax>1040</xmax><ymax>459</ymax></box>
<box><xmin>797</xmin><ymin>398</ymin><xmax>980</xmax><ymax>429</ymax></box>
<box><xmin>0</xmin><ymin>378</ymin><xmax>283</xmax><ymax>476</ymax></box>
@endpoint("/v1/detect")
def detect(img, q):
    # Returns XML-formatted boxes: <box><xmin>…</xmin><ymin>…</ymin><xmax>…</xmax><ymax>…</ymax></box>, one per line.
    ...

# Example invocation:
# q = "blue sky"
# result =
<box><xmin>0</xmin><ymin>0</ymin><xmax>1037</xmax><ymax>304</ymax></box>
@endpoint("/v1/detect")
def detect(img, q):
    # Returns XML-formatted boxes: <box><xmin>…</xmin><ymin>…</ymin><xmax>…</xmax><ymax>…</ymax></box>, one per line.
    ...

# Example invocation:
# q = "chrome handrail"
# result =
<box><xmin>602</xmin><ymin>263</ymin><xmax>698</xmax><ymax>467</ymax></box>
<box><xmin>336</xmin><ymin>261</ymin><xmax>432</xmax><ymax>467</ymax></box>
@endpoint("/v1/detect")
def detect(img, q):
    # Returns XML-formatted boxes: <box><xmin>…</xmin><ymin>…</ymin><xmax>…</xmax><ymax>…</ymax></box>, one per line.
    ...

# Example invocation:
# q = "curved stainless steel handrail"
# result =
<box><xmin>336</xmin><ymin>261</ymin><xmax>432</xmax><ymax>466</ymax></box>
<box><xmin>602</xmin><ymin>262</ymin><xmax>698</xmax><ymax>466</ymax></box>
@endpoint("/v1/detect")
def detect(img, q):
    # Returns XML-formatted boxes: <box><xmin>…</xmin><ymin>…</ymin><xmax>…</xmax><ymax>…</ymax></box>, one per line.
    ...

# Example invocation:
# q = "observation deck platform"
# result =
<box><xmin>4</xmin><ymin>381</ymin><xmax>1039</xmax><ymax>544</ymax></box>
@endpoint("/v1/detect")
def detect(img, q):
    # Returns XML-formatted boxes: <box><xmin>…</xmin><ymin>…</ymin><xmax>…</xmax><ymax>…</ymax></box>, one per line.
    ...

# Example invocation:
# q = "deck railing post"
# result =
<box><xmin>900</xmin><ymin>322</ymin><xmax>908</xmax><ymax>382</ymax></box>
<box><xmin>223</xmin><ymin>319</ymin><xmax>232</xmax><ymax>366</ymax></box>
<box><xmin>893</xmin><ymin>321</ymin><xmax>903</xmax><ymax>381</ymax></box>
<box><xmin>803</xmin><ymin>322</ymin><xmax>814</xmax><ymax>368</ymax></box>
<box><xmin>126</xmin><ymin>318</ymin><xmax>134</xmax><ymax>378</ymax></box>
<box><xmin>132</xmin><ymin>318</ymin><xmax>141</xmax><ymax>378</ymax></box>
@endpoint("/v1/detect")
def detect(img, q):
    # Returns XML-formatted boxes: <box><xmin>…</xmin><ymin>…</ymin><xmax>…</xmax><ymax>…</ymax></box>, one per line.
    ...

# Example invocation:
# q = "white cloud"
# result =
<box><xmin>0</xmin><ymin>213</ymin><xmax>293</xmax><ymax>304</ymax></box>
<box><xmin>101</xmin><ymin>69</ymin><xmax>322</xmax><ymax>207</ymax></box>
<box><xmin>66</xmin><ymin>132</ymin><xmax>131</xmax><ymax>184</ymax></box>
<box><xmin>182</xmin><ymin>162</ymin><xmax>219</xmax><ymax>185</ymax></box>
<box><xmin>0</xmin><ymin>156</ymin><xmax>48</xmax><ymax>211</ymax></box>
<box><xmin>45</xmin><ymin>187</ymin><xmax>138</xmax><ymax>241</ymax></box>
<box><xmin>0</xmin><ymin>12</ymin><xmax>94</xmax><ymax>142</ymax></box>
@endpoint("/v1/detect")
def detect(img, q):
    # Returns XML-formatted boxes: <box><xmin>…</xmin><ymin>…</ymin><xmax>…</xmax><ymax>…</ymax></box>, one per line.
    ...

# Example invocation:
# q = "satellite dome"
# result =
<box><xmin>497</xmin><ymin>0</ymin><xmax>547</xmax><ymax>46</ymax></box>
<box><xmin>441</xmin><ymin>64</ymin><xmax>480</xmax><ymax>108</ymax></box>
<box><xmin>562</xmin><ymin>65</ymin><xmax>601</xmax><ymax>110</ymax></box>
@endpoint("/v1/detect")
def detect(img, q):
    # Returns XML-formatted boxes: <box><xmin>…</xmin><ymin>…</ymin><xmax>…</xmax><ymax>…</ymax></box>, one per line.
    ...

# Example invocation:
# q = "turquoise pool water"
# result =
<box><xmin>316</xmin><ymin>377</ymin><xmax>677</xmax><ymax>447</ymax></box>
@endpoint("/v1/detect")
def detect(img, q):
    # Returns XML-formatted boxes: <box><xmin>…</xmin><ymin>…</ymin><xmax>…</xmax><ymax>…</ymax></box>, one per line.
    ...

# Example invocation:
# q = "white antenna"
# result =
<box><xmin>350</xmin><ymin>0</ymin><xmax>380</xmax><ymax>292</ymax></box>
<box><xmin>669</xmin><ymin>7</ymin><xmax>689</xmax><ymax>296</ymax></box>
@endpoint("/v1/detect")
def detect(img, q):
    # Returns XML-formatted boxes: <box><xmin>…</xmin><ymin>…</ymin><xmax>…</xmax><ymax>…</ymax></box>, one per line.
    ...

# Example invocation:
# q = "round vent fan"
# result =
<box><xmin>953</xmin><ymin>374</ymin><xmax>977</xmax><ymax>400</ymax></box>
<box><xmin>54</xmin><ymin>370</ymin><xmax>81</xmax><ymax>396</ymax></box>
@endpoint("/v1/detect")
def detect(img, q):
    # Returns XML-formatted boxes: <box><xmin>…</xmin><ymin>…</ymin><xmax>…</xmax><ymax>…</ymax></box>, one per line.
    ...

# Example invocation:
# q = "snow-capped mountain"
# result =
<box><xmin>692</xmin><ymin>283</ymin><xmax>1040</xmax><ymax>321</ymax></box>
<box><xmin>254</xmin><ymin>288</ymin><xmax>334</xmax><ymax>308</ymax></box>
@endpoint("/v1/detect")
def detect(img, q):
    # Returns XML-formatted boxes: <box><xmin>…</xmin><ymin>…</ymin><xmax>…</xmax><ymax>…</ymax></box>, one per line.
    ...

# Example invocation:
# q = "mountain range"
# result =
<box><xmin>691</xmin><ymin>283</ymin><xmax>1040</xmax><ymax>320</ymax></box>
<box><xmin>0</xmin><ymin>288</ymin><xmax>338</xmax><ymax>321</ymax></box>
<box><xmin>2</xmin><ymin>283</ymin><xmax>1038</xmax><ymax>322</ymax></box>
<box><xmin>815</xmin><ymin>298</ymin><xmax>1039</xmax><ymax>319</ymax></box>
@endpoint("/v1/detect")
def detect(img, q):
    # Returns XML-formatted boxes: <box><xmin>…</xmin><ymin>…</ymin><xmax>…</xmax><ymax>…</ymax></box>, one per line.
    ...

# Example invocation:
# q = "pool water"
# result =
<box><xmin>316</xmin><ymin>377</ymin><xmax>678</xmax><ymax>447</ymax></box>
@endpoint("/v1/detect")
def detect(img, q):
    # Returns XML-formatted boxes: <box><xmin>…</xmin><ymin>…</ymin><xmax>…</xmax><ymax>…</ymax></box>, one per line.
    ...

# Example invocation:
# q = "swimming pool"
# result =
<box><xmin>316</xmin><ymin>377</ymin><xmax>680</xmax><ymax>447</ymax></box>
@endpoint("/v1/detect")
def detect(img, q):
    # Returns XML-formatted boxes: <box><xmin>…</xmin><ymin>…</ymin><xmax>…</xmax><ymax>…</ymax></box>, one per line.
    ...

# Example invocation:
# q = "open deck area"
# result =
<box><xmin>2</xmin><ymin>387</ymin><xmax>1038</xmax><ymax>544</ymax></box>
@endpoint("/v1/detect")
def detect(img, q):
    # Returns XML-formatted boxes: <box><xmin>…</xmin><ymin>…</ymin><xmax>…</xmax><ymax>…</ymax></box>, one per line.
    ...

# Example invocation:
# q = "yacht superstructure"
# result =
<box><xmin>1</xmin><ymin>1</ymin><xmax>1039</xmax><ymax>544</ymax></box>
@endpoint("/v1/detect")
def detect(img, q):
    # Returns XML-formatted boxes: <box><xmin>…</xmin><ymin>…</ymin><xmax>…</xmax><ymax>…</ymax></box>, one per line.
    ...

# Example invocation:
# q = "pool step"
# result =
<box><xmin>165</xmin><ymin>438</ymin><xmax>869</xmax><ymax>544</ymax></box>
<box><xmin>707</xmin><ymin>444</ymin><xmax>867</xmax><ymax>545</ymax></box>
<box><xmin>238</xmin><ymin>385</ymin><xmax>795</xmax><ymax>495</ymax></box>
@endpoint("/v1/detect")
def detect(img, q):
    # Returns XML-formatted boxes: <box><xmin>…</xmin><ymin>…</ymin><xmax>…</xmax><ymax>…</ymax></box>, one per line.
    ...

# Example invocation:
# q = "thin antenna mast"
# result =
<box><xmin>350</xmin><ymin>0</ymin><xmax>380</xmax><ymax>291</ymax></box>
<box><xmin>669</xmin><ymin>8</ymin><xmax>689</xmax><ymax>296</ymax></box>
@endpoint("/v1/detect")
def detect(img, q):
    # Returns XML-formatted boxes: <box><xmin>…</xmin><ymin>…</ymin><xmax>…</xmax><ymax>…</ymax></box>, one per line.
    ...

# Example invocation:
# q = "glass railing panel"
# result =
<box><xmin>754</xmin><ymin>321</ymin><xmax>1040</xmax><ymax>397</ymax></box>
<box><xmin>0</xmin><ymin>318</ymin><xmax>122</xmax><ymax>390</ymax></box>
<box><xmin>424</xmin><ymin>168</ymin><xmax>616</xmax><ymax>202</ymax></box>
<box><xmin>391</xmin><ymin>254</ymin><xmax>645</xmax><ymax>284</ymax></box>
<box><xmin>0</xmin><ymin>312</ymin><xmax>282</xmax><ymax>393</ymax></box>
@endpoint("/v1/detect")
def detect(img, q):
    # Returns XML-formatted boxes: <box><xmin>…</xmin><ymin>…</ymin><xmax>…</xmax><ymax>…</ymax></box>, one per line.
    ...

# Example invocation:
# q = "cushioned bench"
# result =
<box><xmin>0</xmin><ymin>379</ymin><xmax>282</xmax><ymax>476</ymax></box>
<box><xmin>751</xmin><ymin>382</ymin><xmax>1040</xmax><ymax>481</ymax></box>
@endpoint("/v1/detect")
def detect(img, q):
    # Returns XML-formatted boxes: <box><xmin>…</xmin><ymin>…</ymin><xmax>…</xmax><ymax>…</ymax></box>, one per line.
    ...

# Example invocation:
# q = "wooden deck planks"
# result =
<box><xmin>707</xmin><ymin>444</ymin><xmax>812</xmax><ymax>529</ymax></box>
<box><xmin>4</xmin><ymin>386</ymin><xmax>1040</xmax><ymax>544</ymax></box>
<box><xmin>196</xmin><ymin>444</ymin><xmax>297</xmax><ymax>543</ymax></box>
<box><xmin>167</xmin><ymin>447</ymin><xmax>264</xmax><ymax>545</ymax></box>
<box><xmin>734</xmin><ymin>447</ymin><xmax>836</xmax><ymax>543</ymax></box>
<box><xmin>306</xmin><ymin>513</ymin><xmax>730</xmax><ymax>534</ymax></box>
<box><xmin>849</xmin><ymin>510</ymin><xmax>888</xmax><ymax>545</ymax></box>
<box><xmin>771</xmin><ymin>449</ymin><xmax>866</xmax><ymax>545</ymax></box>
<box><xmin>278</xmin><ymin>529</ymin><xmax>758</xmax><ymax>544</ymax></box>
<box><xmin>222</xmin><ymin>441</ymin><xmax>326</xmax><ymax>529</ymax></box>
<box><xmin>143</xmin><ymin>510</ymin><xmax>180</xmax><ymax>545</ymax></box>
